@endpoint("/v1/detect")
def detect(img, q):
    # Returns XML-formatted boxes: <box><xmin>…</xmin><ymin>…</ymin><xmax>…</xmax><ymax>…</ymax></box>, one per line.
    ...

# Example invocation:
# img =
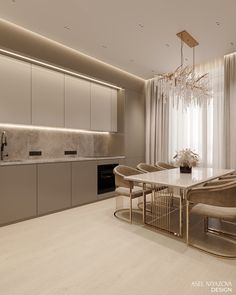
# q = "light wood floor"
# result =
<box><xmin>0</xmin><ymin>198</ymin><xmax>235</xmax><ymax>295</ymax></box>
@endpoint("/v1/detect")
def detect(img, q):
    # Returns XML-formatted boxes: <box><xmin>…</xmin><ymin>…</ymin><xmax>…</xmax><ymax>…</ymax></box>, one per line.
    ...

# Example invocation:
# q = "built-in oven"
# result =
<box><xmin>97</xmin><ymin>163</ymin><xmax>118</xmax><ymax>195</ymax></box>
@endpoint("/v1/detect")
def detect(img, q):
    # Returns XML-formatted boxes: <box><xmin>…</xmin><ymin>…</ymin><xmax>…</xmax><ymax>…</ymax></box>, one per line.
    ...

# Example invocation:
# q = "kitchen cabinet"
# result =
<box><xmin>65</xmin><ymin>76</ymin><xmax>91</xmax><ymax>130</ymax></box>
<box><xmin>72</xmin><ymin>161</ymin><xmax>97</xmax><ymax>206</ymax></box>
<box><xmin>0</xmin><ymin>53</ymin><xmax>118</xmax><ymax>132</ymax></box>
<box><xmin>0</xmin><ymin>157</ymin><xmax>123</xmax><ymax>226</ymax></box>
<box><xmin>91</xmin><ymin>84</ymin><xmax>112</xmax><ymax>131</ymax></box>
<box><xmin>0</xmin><ymin>54</ymin><xmax>31</xmax><ymax>124</ymax></box>
<box><xmin>32</xmin><ymin>65</ymin><xmax>64</xmax><ymax>127</ymax></box>
<box><xmin>37</xmin><ymin>163</ymin><xmax>71</xmax><ymax>215</ymax></box>
<box><xmin>0</xmin><ymin>165</ymin><xmax>37</xmax><ymax>225</ymax></box>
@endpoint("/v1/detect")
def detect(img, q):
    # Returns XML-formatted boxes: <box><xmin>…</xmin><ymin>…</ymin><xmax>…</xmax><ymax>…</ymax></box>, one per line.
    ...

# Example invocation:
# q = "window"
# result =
<box><xmin>168</xmin><ymin>58</ymin><xmax>224</xmax><ymax>168</ymax></box>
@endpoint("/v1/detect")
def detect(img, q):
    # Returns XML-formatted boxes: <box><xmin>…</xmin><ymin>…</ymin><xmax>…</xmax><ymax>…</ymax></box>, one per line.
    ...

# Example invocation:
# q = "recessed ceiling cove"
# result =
<box><xmin>0</xmin><ymin>0</ymin><xmax>236</xmax><ymax>79</ymax></box>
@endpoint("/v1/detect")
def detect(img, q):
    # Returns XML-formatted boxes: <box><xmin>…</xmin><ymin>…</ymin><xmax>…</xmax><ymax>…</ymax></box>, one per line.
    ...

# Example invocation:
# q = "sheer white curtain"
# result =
<box><xmin>146</xmin><ymin>57</ymin><xmax>225</xmax><ymax>168</ymax></box>
<box><xmin>168</xmin><ymin>58</ymin><xmax>225</xmax><ymax>168</ymax></box>
<box><xmin>145</xmin><ymin>79</ymin><xmax>169</xmax><ymax>165</ymax></box>
<box><xmin>224</xmin><ymin>53</ymin><xmax>236</xmax><ymax>169</ymax></box>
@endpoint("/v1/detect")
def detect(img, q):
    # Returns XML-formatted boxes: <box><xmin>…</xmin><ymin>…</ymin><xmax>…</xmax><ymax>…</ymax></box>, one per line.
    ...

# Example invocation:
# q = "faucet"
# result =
<box><xmin>1</xmin><ymin>131</ymin><xmax>8</xmax><ymax>161</ymax></box>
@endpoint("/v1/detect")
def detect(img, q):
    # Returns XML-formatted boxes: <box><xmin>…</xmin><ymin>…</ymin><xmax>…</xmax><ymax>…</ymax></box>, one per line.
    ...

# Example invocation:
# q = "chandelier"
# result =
<box><xmin>154</xmin><ymin>31</ymin><xmax>212</xmax><ymax>108</ymax></box>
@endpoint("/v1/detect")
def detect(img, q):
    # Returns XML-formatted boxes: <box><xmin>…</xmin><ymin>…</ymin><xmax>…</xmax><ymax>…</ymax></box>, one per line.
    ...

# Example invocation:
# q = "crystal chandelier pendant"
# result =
<box><xmin>155</xmin><ymin>31</ymin><xmax>212</xmax><ymax>109</ymax></box>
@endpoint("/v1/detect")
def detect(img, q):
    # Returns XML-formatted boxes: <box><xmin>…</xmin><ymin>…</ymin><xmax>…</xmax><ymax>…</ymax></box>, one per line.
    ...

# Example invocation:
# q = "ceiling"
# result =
<box><xmin>0</xmin><ymin>0</ymin><xmax>236</xmax><ymax>79</ymax></box>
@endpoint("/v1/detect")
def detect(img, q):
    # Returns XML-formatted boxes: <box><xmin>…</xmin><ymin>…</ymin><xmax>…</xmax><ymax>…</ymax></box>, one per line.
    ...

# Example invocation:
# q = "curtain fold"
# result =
<box><xmin>168</xmin><ymin>58</ymin><xmax>225</xmax><ymax>168</ymax></box>
<box><xmin>224</xmin><ymin>53</ymin><xmax>236</xmax><ymax>169</ymax></box>
<box><xmin>146</xmin><ymin>58</ymin><xmax>225</xmax><ymax>168</ymax></box>
<box><xmin>145</xmin><ymin>79</ymin><xmax>169</xmax><ymax>165</ymax></box>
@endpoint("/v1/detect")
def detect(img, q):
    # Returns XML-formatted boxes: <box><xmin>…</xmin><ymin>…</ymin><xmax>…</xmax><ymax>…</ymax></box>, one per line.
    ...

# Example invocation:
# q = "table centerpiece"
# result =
<box><xmin>173</xmin><ymin>148</ymin><xmax>199</xmax><ymax>173</ymax></box>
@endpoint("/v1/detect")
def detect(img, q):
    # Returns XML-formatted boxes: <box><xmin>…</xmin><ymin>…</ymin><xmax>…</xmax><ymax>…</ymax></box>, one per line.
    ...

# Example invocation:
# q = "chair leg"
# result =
<box><xmin>204</xmin><ymin>217</ymin><xmax>209</xmax><ymax>232</ymax></box>
<box><xmin>186</xmin><ymin>200</ymin><xmax>189</xmax><ymax>244</ymax></box>
<box><xmin>143</xmin><ymin>183</ymin><xmax>147</xmax><ymax>224</ymax></box>
<box><xmin>151</xmin><ymin>188</ymin><xmax>154</xmax><ymax>213</ymax></box>
<box><xmin>129</xmin><ymin>187</ymin><xmax>132</xmax><ymax>223</ymax></box>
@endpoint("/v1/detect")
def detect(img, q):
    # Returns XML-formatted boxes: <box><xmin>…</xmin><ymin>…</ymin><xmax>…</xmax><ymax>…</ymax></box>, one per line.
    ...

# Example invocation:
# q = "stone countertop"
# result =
<box><xmin>0</xmin><ymin>156</ymin><xmax>125</xmax><ymax>166</ymax></box>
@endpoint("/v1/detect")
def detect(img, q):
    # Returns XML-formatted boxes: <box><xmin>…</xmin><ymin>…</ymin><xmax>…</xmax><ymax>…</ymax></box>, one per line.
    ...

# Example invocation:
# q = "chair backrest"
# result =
<box><xmin>219</xmin><ymin>174</ymin><xmax>236</xmax><ymax>180</ymax></box>
<box><xmin>113</xmin><ymin>165</ymin><xmax>143</xmax><ymax>189</ymax></box>
<box><xmin>156</xmin><ymin>161</ymin><xmax>175</xmax><ymax>170</ymax></box>
<box><xmin>137</xmin><ymin>163</ymin><xmax>162</xmax><ymax>173</ymax></box>
<box><xmin>187</xmin><ymin>179</ymin><xmax>236</xmax><ymax>207</ymax></box>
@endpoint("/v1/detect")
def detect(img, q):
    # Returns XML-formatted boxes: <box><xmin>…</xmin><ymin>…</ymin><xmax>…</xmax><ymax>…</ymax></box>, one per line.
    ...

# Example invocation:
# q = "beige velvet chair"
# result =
<box><xmin>113</xmin><ymin>165</ymin><xmax>152</xmax><ymax>223</ymax></box>
<box><xmin>137</xmin><ymin>163</ymin><xmax>163</xmax><ymax>173</ymax></box>
<box><xmin>155</xmin><ymin>161</ymin><xmax>176</xmax><ymax>170</ymax></box>
<box><xmin>186</xmin><ymin>179</ymin><xmax>236</xmax><ymax>257</ymax></box>
<box><xmin>219</xmin><ymin>172</ymin><xmax>236</xmax><ymax>180</ymax></box>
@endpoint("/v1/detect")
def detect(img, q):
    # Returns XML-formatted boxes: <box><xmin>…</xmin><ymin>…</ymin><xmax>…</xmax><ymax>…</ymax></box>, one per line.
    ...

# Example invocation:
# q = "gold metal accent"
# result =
<box><xmin>155</xmin><ymin>30</ymin><xmax>211</xmax><ymax>108</ymax></box>
<box><xmin>186</xmin><ymin>200</ymin><xmax>189</xmax><ymax>244</ymax></box>
<box><xmin>143</xmin><ymin>185</ymin><xmax>183</xmax><ymax>237</ymax></box>
<box><xmin>143</xmin><ymin>183</ymin><xmax>146</xmax><ymax>224</ymax></box>
<box><xmin>129</xmin><ymin>184</ymin><xmax>132</xmax><ymax>223</ymax></box>
<box><xmin>186</xmin><ymin>202</ymin><xmax>236</xmax><ymax>258</ymax></box>
<box><xmin>114</xmin><ymin>208</ymin><xmax>142</xmax><ymax>223</ymax></box>
<box><xmin>176</xmin><ymin>30</ymin><xmax>199</xmax><ymax>48</ymax></box>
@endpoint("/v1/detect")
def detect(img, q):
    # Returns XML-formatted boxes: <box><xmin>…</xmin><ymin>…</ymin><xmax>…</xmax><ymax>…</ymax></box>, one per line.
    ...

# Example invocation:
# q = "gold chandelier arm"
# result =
<box><xmin>154</xmin><ymin>30</ymin><xmax>212</xmax><ymax>108</ymax></box>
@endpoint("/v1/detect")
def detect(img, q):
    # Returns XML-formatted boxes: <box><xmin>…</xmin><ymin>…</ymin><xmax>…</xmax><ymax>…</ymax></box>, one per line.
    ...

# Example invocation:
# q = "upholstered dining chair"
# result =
<box><xmin>219</xmin><ymin>172</ymin><xmax>236</xmax><ymax>180</ymax></box>
<box><xmin>155</xmin><ymin>161</ymin><xmax>176</xmax><ymax>170</ymax></box>
<box><xmin>186</xmin><ymin>179</ymin><xmax>236</xmax><ymax>257</ymax></box>
<box><xmin>113</xmin><ymin>165</ymin><xmax>152</xmax><ymax>223</ymax></box>
<box><xmin>136</xmin><ymin>163</ymin><xmax>168</xmax><ymax>211</ymax></box>
<box><xmin>137</xmin><ymin>163</ymin><xmax>163</xmax><ymax>173</ymax></box>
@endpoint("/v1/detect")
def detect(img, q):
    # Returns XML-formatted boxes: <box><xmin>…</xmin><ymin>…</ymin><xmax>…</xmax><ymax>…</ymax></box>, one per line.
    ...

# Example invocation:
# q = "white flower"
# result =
<box><xmin>173</xmin><ymin>148</ymin><xmax>199</xmax><ymax>168</ymax></box>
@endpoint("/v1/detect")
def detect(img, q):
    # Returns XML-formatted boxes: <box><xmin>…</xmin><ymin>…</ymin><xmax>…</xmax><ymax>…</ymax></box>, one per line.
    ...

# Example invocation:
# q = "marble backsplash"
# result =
<box><xmin>0</xmin><ymin>126</ymin><xmax>125</xmax><ymax>160</ymax></box>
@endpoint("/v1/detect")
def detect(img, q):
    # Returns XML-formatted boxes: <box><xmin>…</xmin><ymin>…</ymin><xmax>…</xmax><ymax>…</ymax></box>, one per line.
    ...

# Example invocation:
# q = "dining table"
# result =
<box><xmin>125</xmin><ymin>167</ymin><xmax>234</xmax><ymax>238</ymax></box>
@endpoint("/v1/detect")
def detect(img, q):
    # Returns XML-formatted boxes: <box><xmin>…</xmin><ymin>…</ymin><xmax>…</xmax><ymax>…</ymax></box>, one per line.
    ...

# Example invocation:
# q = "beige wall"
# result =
<box><xmin>124</xmin><ymin>90</ymin><xmax>145</xmax><ymax>167</ymax></box>
<box><xmin>0</xmin><ymin>19</ymin><xmax>145</xmax><ymax>165</ymax></box>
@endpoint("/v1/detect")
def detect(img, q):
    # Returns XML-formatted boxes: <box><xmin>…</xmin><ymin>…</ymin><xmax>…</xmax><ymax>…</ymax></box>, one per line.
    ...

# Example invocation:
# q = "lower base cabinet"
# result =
<box><xmin>0</xmin><ymin>165</ymin><xmax>37</xmax><ymax>225</ymax></box>
<box><xmin>37</xmin><ymin>163</ymin><xmax>71</xmax><ymax>215</ymax></box>
<box><xmin>72</xmin><ymin>161</ymin><xmax>97</xmax><ymax>206</ymax></box>
<box><xmin>0</xmin><ymin>159</ymin><xmax>121</xmax><ymax>226</ymax></box>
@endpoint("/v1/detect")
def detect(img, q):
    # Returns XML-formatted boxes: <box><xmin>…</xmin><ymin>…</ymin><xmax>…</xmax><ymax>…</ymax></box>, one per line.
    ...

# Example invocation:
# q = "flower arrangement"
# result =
<box><xmin>173</xmin><ymin>148</ymin><xmax>199</xmax><ymax>170</ymax></box>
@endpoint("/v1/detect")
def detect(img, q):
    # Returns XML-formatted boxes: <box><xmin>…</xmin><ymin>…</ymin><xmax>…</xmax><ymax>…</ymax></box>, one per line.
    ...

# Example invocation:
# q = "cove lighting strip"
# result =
<box><xmin>0</xmin><ymin>48</ymin><xmax>122</xmax><ymax>90</ymax></box>
<box><xmin>0</xmin><ymin>124</ymin><xmax>110</xmax><ymax>135</ymax></box>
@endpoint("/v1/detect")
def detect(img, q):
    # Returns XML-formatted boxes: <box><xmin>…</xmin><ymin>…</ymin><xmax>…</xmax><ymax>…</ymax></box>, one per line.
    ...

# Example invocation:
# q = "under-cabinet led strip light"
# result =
<box><xmin>0</xmin><ymin>48</ymin><xmax>122</xmax><ymax>90</ymax></box>
<box><xmin>0</xmin><ymin>124</ymin><xmax>110</xmax><ymax>135</ymax></box>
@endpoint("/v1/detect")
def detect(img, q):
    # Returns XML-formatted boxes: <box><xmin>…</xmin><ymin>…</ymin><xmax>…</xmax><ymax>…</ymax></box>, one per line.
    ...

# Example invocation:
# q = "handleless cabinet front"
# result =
<box><xmin>0</xmin><ymin>54</ymin><xmax>31</xmax><ymax>125</ymax></box>
<box><xmin>91</xmin><ymin>84</ymin><xmax>112</xmax><ymax>131</ymax></box>
<box><xmin>65</xmin><ymin>76</ymin><xmax>91</xmax><ymax>130</ymax></box>
<box><xmin>37</xmin><ymin>163</ymin><xmax>71</xmax><ymax>215</ymax></box>
<box><xmin>72</xmin><ymin>161</ymin><xmax>97</xmax><ymax>206</ymax></box>
<box><xmin>0</xmin><ymin>165</ymin><xmax>37</xmax><ymax>225</ymax></box>
<box><xmin>32</xmin><ymin>65</ymin><xmax>65</xmax><ymax>127</ymax></box>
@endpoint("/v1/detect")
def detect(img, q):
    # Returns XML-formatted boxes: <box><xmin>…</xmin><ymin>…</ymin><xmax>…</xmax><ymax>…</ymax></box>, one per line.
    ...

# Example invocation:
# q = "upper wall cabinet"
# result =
<box><xmin>65</xmin><ymin>76</ymin><xmax>91</xmax><ymax>130</ymax></box>
<box><xmin>91</xmin><ymin>84</ymin><xmax>111</xmax><ymax>131</ymax></box>
<box><xmin>0</xmin><ymin>53</ymin><xmax>118</xmax><ymax>132</ymax></box>
<box><xmin>0</xmin><ymin>55</ymin><xmax>31</xmax><ymax>124</ymax></box>
<box><xmin>32</xmin><ymin>65</ymin><xmax>64</xmax><ymax>127</ymax></box>
<box><xmin>91</xmin><ymin>84</ymin><xmax>117</xmax><ymax>132</ymax></box>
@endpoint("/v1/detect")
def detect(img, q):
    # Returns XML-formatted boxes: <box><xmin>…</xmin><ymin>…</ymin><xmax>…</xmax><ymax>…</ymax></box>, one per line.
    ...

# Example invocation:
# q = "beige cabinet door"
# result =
<box><xmin>0</xmin><ymin>54</ymin><xmax>31</xmax><ymax>124</ymax></box>
<box><xmin>32</xmin><ymin>65</ymin><xmax>64</xmax><ymax>127</ymax></box>
<box><xmin>65</xmin><ymin>76</ymin><xmax>91</xmax><ymax>130</ymax></box>
<box><xmin>72</xmin><ymin>161</ymin><xmax>97</xmax><ymax>206</ymax></box>
<box><xmin>91</xmin><ymin>83</ymin><xmax>112</xmax><ymax>131</ymax></box>
<box><xmin>37</xmin><ymin>163</ymin><xmax>71</xmax><ymax>215</ymax></box>
<box><xmin>0</xmin><ymin>165</ymin><xmax>37</xmax><ymax>225</ymax></box>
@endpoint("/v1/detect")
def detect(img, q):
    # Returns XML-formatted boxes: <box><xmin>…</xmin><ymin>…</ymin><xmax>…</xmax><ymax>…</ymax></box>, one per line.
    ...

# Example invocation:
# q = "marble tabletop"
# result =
<box><xmin>125</xmin><ymin>167</ymin><xmax>235</xmax><ymax>189</ymax></box>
